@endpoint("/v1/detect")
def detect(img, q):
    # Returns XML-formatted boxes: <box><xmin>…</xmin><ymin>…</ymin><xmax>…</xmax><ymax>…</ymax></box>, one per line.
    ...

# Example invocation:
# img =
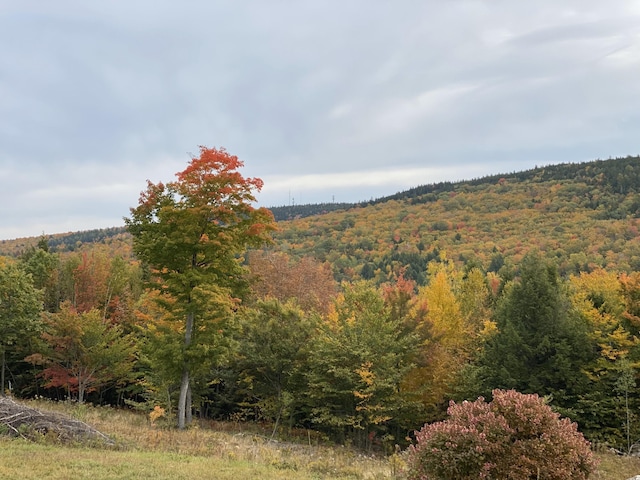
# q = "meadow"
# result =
<box><xmin>0</xmin><ymin>399</ymin><xmax>639</xmax><ymax>479</ymax></box>
<box><xmin>0</xmin><ymin>399</ymin><xmax>401</xmax><ymax>479</ymax></box>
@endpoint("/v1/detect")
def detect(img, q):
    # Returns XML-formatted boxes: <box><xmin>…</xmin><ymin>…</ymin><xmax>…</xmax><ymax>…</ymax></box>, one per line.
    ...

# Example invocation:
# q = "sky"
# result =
<box><xmin>1</xmin><ymin>1</ymin><xmax>640</xmax><ymax>240</ymax></box>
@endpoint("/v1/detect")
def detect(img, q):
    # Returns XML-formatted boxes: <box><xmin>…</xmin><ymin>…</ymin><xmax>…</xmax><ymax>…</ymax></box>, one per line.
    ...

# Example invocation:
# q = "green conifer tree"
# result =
<box><xmin>480</xmin><ymin>253</ymin><xmax>593</xmax><ymax>409</ymax></box>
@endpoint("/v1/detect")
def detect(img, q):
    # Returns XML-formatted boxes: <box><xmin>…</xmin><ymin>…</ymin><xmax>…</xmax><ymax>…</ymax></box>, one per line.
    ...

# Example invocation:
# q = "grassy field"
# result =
<box><xmin>0</xmin><ymin>399</ymin><xmax>638</xmax><ymax>479</ymax></box>
<box><xmin>592</xmin><ymin>454</ymin><xmax>640</xmax><ymax>480</ymax></box>
<box><xmin>0</xmin><ymin>399</ymin><xmax>400</xmax><ymax>479</ymax></box>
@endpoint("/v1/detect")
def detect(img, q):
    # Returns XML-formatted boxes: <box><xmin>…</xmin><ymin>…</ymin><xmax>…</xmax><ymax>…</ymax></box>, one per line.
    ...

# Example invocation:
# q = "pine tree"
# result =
<box><xmin>480</xmin><ymin>253</ymin><xmax>592</xmax><ymax>408</ymax></box>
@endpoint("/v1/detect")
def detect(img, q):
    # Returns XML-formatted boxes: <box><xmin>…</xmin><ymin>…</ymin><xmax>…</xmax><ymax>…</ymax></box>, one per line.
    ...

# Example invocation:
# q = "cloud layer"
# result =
<box><xmin>1</xmin><ymin>1</ymin><xmax>639</xmax><ymax>238</ymax></box>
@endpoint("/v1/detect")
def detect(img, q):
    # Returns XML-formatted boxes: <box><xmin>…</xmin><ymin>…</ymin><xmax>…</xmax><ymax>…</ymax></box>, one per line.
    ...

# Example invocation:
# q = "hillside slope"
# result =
<box><xmin>2</xmin><ymin>156</ymin><xmax>639</xmax><ymax>285</ymax></box>
<box><xmin>270</xmin><ymin>156</ymin><xmax>640</xmax><ymax>284</ymax></box>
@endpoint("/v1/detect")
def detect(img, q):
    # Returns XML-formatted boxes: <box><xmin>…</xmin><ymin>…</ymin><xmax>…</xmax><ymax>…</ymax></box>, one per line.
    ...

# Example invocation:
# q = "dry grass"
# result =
<box><xmin>0</xmin><ymin>440</ymin><xmax>301</xmax><ymax>480</ymax></box>
<box><xmin>0</xmin><ymin>399</ymin><xmax>401</xmax><ymax>479</ymax></box>
<box><xmin>1</xmin><ymin>398</ymin><xmax>639</xmax><ymax>479</ymax></box>
<box><xmin>592</xmin><ymin>453</ymin><xmax>640</xmax><ymax>480</ymax></box>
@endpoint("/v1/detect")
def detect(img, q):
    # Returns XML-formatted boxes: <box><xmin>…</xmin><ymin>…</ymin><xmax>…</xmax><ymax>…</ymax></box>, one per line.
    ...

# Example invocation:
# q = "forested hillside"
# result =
<box><xmin>1</xmin><ymin>155</ymin><xmax>640</xmax><ymax>453</ymax></box>
<box><xmin>4</xmin><ymin>155</ymin><xmax>639</xmax><ymax>277</ymax></box>
<box><xmin>271</xmin><ymin>155</ymin><xmax>640</xmax><ymax>283</ymax></box>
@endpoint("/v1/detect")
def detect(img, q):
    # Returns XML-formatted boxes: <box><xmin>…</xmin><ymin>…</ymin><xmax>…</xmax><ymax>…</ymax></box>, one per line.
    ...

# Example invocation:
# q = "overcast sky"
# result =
<box><xmin>1</xmin><ymin>1</ymin><xmax>639</xmax><ymax>240</ymax></box>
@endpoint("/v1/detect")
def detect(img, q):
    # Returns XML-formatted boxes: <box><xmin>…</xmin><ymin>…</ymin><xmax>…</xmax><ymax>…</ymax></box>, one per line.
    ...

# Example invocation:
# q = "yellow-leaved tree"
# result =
<box><xmin>403</xmin><ymin>259</ymin><xmax>494</xmax><ymax>417</ymax></box>
<box><xmin>570</xmin><ymin>269</ymin><xmax>640</xmax><ymax>448</ymax></box>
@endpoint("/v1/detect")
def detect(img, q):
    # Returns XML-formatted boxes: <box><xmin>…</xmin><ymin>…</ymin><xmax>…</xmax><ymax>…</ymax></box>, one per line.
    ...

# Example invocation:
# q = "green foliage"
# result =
<box><xmin>125</xmin><ymin>146</ymin><xmax>275</xmax><ymax>428</ymax></box>
<box><xmin>0</xmin><ymin>261</ymin><xmax>43</xmax><ymax>395</ymax></box>
<box><xmin>45</xmin><ymin>227</ymin><xmax>129</xmax><ymax>252</ymax></box>
<box><xmin>406</xmin><ymin>389</ymin><xmax>597</xmax><ymax>480</ymax></box>
<box><xmin>133</xmin><ymin>290</ymin><xmax>182</xmax><ymax>412</ymax></box>
<box><xmin>236</xmin><ymin>299</ymin><xmax>319</xmax><ymax>430</ymax></box>
<box><xmin>0</xmin><ymin>262</ymin><xmax>43</xmax><ymax>351</ymax></box>
<box><xmin>567</xmin><ymin>269</ymin><xmax>640</xmax><ymax>448</ymax></box>
<box><xmin>305</xmin><ymin>281</ymin><xmax>419</xmax><ymax>447</ymax></box>
<box><xmin>125</xmin><ymin>152</ymin><xmax>274</xmax><ymax>306</ymax></box>
<box><xmin>28</xmin><ymin>302</ymin><xmax>137</xmax><ymax>403</ymax></box>
<box><xmin>479</xmin><ymin>253</ymin><xmax>593</xmax><ymax>408</ymax></box>
<box><xmin>270</xmin><ymin>202</ymin><xmax>354</xmax><ymax>221</ymax></box>
<box><xmin>20</xmin><ymin>241</ymin><xmax>60</xmax><ymax>312</ymax></box>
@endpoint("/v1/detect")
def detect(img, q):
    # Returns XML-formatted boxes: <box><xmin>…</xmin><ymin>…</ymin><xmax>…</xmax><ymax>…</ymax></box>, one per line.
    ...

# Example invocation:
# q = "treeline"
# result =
<box><xmin>46</xmin><ymin>226</ymin><xmax>129</xmax><ymax>252</ymax></box>
<box><xmin>235</xmin><ymin>155</ymin><xmax>640</xmax><ymax>222</ymax></box>
<box><xmin>0</xmin><ymin>227</ymin><xmax>130</xmax><ymax>258</ymax></box>
<box><xmin>269</xmin><ymin>202</ymin><xmax>355</xmax><ymax>221</ymax></box>
<box><xmin>3</xmin><ymin>242</ymin><xmax>640</xmax><ymax>452</ymax></box>
<box><xmin>2</xmin><ymin>155</ymin><xmax>638</xmax><ymax>256</ymax></box>
<box><xmin>374</xmin><ymin>155</ymin><xmax>640</xmax><ymax>205</ymax></box>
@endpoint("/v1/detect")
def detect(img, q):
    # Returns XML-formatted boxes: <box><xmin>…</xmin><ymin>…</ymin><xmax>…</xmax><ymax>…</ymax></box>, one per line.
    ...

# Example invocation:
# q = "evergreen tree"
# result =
<box><xmin>479</xmin><ymin>253</ymin><xmax>593</xmax><ymax>409</ymax></box>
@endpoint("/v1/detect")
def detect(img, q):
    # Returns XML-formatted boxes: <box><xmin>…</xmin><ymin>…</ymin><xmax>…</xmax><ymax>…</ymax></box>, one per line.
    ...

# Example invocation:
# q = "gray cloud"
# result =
<box><xmin>1</xmin><ymin>1</ymin><xmax>639</xmax><ymax>238</ymax></box>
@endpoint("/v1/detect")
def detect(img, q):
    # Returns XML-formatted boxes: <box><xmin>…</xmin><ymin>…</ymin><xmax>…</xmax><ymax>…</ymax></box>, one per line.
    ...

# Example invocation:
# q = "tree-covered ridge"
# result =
<box><xmin>0</xmin><ymin>227</ymin><xmax>130</xmax><ymax>258</ymax></box>
<box><xmin>374</xmin><ymin>155</ymin><xmax>640</xmax><ymax>206</ymax></box>
<box><xmin>46</xmin><ymin>227</ymin><xmax>130</xmax><ymax>252</ymax></box>
<box><xmin>272</xmin><ymin>155</ymin><xmax>640</xmax><ymax>284</ymax></box>
<box><xmin>269</xmin><ymin>202</ymin><xmax>355</xmax><ymax>221</ymax></box>
<box><xmin>269</xmin><ymin>155</ymin><xmax>640</xmax><ymax>221</ymax></box>
<box><xmin>2</xmin><ymin>154</ymin><xmax>639</xmax><ymax>263</ymax></box>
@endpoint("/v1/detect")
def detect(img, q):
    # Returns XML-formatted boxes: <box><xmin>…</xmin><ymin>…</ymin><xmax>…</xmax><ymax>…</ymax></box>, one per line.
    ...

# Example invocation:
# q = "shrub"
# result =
<box><xmin>406</xmin><ymin>389</ymin><xmax>597</xmax><ymax>480</ymax></box>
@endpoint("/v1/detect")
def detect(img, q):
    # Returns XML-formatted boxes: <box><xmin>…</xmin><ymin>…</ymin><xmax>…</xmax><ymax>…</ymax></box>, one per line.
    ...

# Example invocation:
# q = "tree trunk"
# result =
<box><xmin>177</xmin><ymin>311</ymin><xmax>195</xmax><ymax>429</ymax></box>
<box><xmin>186</xmin><ymin>383</ymin><xmax>193</xmax><ymax>425</ymax></box>
<box><xmin>626</xmin><ymin>389</ymin><xmax>631</xmax><ymax>454</ymax></box>
<box><xmin>177</xmin><ymin>367</ymin><xmax>190</xmax><ymax>429</ymax></box>
<box><xmin>1</xmin><ymin>348</ymin><xmax>5</xmax><ymax>397</ymax></box>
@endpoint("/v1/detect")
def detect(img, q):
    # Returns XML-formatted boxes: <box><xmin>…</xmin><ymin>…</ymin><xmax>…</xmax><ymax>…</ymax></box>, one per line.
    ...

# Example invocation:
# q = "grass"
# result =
<box><xmin>0</xmin><ymin>399</ymin><xmax>401</xmax><ymax>479</ymax></box>
<box><xmin>592</xmin><ymin>452</ymin><xmax>640</xmax><ymax>480</ymax></box>
<box><xmin>0</xmin><ymin>398</ymin><xmax>638</xmax><ymax>479</ymax></box>
<box><xmin>0</xmin><ymin>438</ymin><xmax>351</xmax><ymax>480</ymax></box>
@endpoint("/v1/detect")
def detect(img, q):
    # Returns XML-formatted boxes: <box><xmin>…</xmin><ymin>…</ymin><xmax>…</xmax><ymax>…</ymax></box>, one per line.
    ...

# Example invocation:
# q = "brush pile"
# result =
<box><xmin>0</xmin><ymin>396</ymin><xmax>114</xmax><ymax>445</ymax></box>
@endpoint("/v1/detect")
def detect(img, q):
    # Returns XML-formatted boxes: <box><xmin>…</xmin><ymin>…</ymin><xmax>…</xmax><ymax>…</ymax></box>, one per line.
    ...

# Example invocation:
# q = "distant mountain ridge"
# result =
<box><xmin>2</xmin><ymin>156</ymin><xmax>639</xmax><ymax>267</ymax></box>
<box><xmin>271</xmin><ymin>155</ymin><xmax>640</xmax><ymax>220</ymax></box>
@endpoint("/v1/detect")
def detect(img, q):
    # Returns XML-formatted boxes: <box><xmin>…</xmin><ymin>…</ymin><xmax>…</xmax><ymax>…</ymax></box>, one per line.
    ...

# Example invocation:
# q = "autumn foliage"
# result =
<box><xmin>5</xmin><ymin>155</ymin><xmax>640</xmax><ymax>454</ymax></box>
<box><xmin>247</xmin><ymin>250</ymin><xmax>338</xmax><ymax>314</ymax></box>
<box><xmin>125</xmin><ymin>146</ymin><xmax>275</xmax><ymax>429</ymax></box>
<box><xmin>406</xmin><ymin>389</ymin><xmax>597</xmax><ymax>480</ymax></box>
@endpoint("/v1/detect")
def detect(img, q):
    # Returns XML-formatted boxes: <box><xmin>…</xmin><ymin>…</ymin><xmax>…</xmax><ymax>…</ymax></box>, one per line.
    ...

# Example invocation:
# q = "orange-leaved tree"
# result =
<box><xmin>125</xmin><ymin>146</ymin><xmax>275</xmax><ymax>428</ymax></box>
<box><xmin>247</xmin><ymin>250</ymin><xmax>337</xmax><ymax>315</ymax></box>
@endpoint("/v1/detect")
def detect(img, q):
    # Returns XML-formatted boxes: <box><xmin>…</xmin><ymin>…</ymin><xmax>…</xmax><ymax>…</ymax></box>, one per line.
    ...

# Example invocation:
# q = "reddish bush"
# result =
<box><xmin>406</xmin><ymin>389</ymin><xmax>597</xmax><ymax>480</ymax></box>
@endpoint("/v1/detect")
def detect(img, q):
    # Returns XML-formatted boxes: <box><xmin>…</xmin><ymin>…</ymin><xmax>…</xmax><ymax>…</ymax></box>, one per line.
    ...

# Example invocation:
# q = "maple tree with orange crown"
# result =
<box><xmin>125</xmin><ymin>146</ymin><xmax>275</xmax><ymax>429</ymax></box>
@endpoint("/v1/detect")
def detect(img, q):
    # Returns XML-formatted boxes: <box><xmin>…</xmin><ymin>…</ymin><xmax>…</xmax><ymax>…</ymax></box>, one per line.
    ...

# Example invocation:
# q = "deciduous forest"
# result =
<box><xmin>1</xmin><ymin>155</ymin><xmax>640</xmax><ymax>454</ymax></box>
